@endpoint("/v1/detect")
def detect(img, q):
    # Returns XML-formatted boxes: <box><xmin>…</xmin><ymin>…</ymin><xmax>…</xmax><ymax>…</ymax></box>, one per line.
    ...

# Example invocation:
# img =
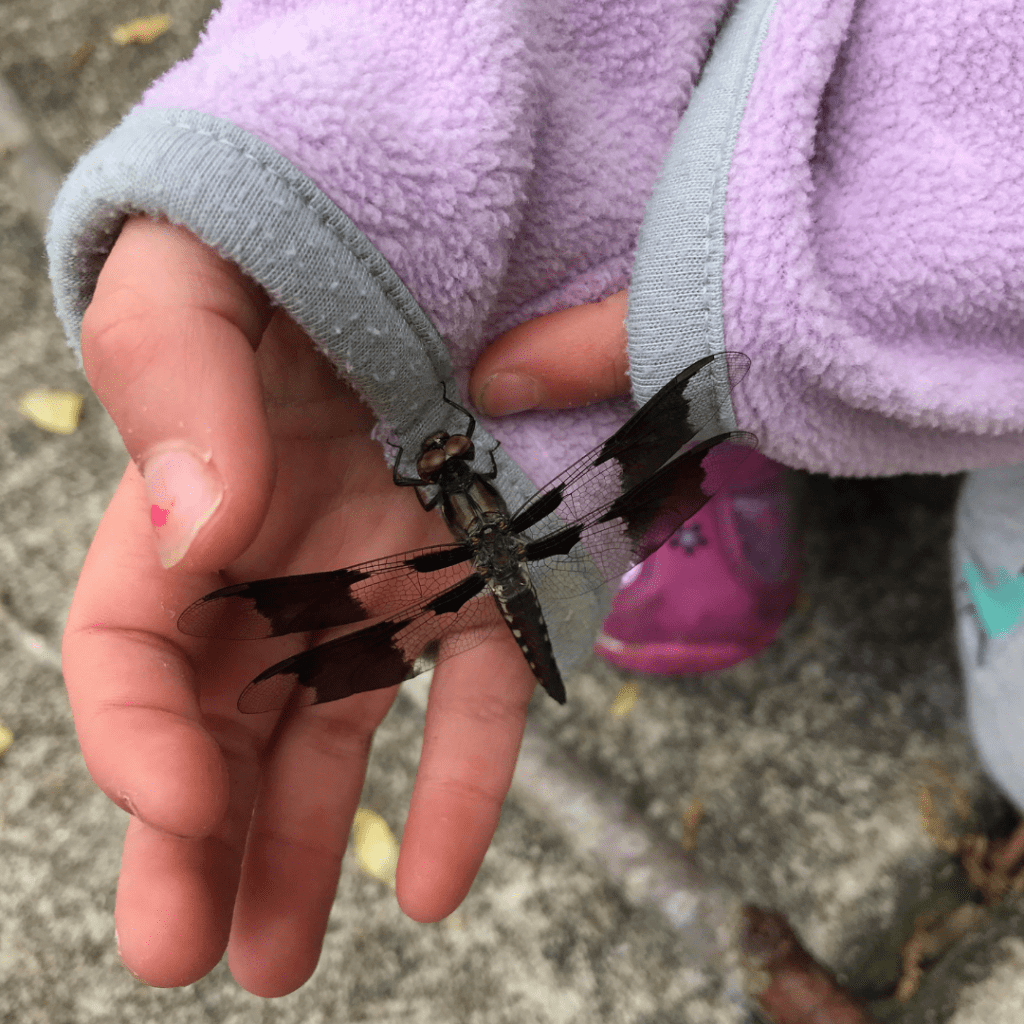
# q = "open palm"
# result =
<box><xmin>62</xmin><ymin>218</ymin><xmax>537</xmax><ymax>996</ymax></box>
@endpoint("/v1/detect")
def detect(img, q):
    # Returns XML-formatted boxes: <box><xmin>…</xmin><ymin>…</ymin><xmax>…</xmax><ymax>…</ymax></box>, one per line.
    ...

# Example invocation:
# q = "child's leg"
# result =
<box><xmin>595</xmin><ymin>450</ymin><xmax>799</xmax><ymax>674</ymax></box>
<box><xmin>952</xmin><ymin>465</ymin><xmax>1024</xmax><ymax>810</ymax></box>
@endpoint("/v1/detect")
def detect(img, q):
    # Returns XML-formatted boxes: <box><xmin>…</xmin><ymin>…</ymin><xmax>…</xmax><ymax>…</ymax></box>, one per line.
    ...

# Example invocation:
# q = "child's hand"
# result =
<box><xmin>63</xmin><ymin>217</ymin><xmax>538</xmax><ymax>996</ymax></box>
<box><xmin>470</xmin><ymin>291</ymin><xmax>630</xmax><ymax>416</ymax></box>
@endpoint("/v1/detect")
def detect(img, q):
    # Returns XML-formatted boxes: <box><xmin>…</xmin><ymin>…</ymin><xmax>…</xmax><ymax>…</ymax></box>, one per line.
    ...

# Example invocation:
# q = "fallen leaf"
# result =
<box><xmin>900</xmin><ymin>766</ymin><xmax>1024</xmax><ymax>1001</ymax></box>
<box><xmin>18</xmin><ymin>389</ymin><xmax>84</xmax><ymax>434</ymax></box>
<box><xmin>66</xmin><ymin>41</ymin><xmax>95</xmax><ymax>72</ymax></box>
<box><xmin>681</xmin><ymin>797</ymin><xmax>704</xmax><ymax>852</ymax></box>
<box><xmin>609</xmin><ymin>681</ymin><xmax>639</xmax><ymax>719</ymax></box>
<box><xmin>0</xmin><ymin>719</ymin><xmax>12</xmax><ymax>757</ymax></box>
<box><xmin>896</xmin><ymin>904</ymin><xmax>987</xmax><ymax>1002</ymax></box>
<box><xmin>352</xmin><ymin>808</ymin><xmax>399</xmax><ymax>888</ymax></box>
<box><xmin>111</xmin><ymin>15</ymin><xmax>172</xmax><ymax>46</ymax></box>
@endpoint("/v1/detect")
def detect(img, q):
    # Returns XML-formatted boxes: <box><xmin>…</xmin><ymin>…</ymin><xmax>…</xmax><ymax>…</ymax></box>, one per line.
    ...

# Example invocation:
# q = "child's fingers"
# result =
<box><xmin>64</xmin><ymin>467</ymin><xmax>282</xmax><ymax>986</ymax></box>
<box><xmin>396</xmin><ymin>632</ymin><xmax>536</xmax><ymax>923</ymax></box>
<box><xmin>81</xmin><ymin>216</ymin><xmax>275</xmax><ymax>572</ymax></box>
<box><xmin>115</xmin><ymin>819</ymin><xmax>241</xmax><ymax>987</ymax></box>
<box><xmin>226</xmin><ymin>687</ymin><xmax>397</xmax><ymax>996</ymax></box>
<box><xmin>112</xmin><ymin>688</ymin><xmax>268</xmax><ymax>988</ymax></box>
<box><xmin>64</xmin><ymin>465</ymin><xmax>241</xmax><ymax>838</ymax></box>
<box><xmin>471</xmin><ymin>290</ymin><xmax>631</xmax><ymax>415</ymax></box>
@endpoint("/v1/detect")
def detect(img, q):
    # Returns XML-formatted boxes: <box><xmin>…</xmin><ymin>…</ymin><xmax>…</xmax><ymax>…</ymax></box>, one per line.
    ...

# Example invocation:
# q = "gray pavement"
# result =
<box><xmin>2</xmin><ymin>3</ymin><xmax>1023</xmax><ymax>1022</ymax></box>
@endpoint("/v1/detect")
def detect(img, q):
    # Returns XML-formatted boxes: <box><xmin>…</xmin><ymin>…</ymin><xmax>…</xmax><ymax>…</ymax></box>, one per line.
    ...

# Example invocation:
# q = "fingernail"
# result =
<box><xmin>477</xmin><ymin>372</ymin><xmax>540</xmax><ymax>416</ymax></box>
<box><xmin>141</xmin><ymin>444</ymin><xmax>223</xmax><ymax>568</ymax></box>
<box><xmin>115</xmin><ymin>791</ymin><xmax>138</xmax><ymax>816</ymax></box>
<box><xmin>114</xmin><ymin>927</ymin><xmax>144</xmax><ymax>981</ymax></box>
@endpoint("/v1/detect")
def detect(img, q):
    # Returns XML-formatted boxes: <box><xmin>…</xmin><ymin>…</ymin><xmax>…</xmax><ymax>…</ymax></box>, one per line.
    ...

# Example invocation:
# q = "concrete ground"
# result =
<box><xmin>2</xmin><ymin>3</ymin><xmax>1023</xmax><ymax>1022</ymax></box>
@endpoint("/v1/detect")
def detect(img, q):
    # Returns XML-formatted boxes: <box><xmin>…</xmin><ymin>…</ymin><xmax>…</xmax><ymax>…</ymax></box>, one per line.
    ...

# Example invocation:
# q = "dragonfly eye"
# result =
<box><xmin>417</xmin><ymin>447</ymin><xmax>447</xmax><ymax>481</ymax></box>
<box><xmin>444</xmin><ymin>434</ymin><xmax>474</xmax><ymax>460</ymax></box>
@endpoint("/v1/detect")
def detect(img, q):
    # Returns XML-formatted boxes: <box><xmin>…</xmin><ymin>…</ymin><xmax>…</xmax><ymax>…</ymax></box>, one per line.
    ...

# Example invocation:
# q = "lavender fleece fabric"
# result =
<box><xmin>46</xmin><ymin>0</ymin><xmax>1024</xmax><ymax>491</ymax></box>
<box><xmin>716</xmin><ymin>0</ymin><xmax>1024</xmax><ymax>474</ymax></box>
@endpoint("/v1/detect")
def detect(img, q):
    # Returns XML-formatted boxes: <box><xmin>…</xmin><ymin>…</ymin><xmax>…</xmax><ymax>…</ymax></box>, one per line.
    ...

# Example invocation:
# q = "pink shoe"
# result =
<box><xmin>594</xmin><ymin>450</ymin><xmax>799</xmax><ymax>674</ymax></box>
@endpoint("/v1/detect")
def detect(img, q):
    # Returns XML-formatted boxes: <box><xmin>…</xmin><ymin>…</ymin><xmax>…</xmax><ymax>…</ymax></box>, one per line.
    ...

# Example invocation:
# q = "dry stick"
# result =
<box><xmin>402</xmin><ymin>677</ymin><xmax>745</xmax><ymax>999</ymax></box>
<box><xmin>511</xmin><ymin>723</ymin><xmax>744</xmax><ymax>970</ymax></box>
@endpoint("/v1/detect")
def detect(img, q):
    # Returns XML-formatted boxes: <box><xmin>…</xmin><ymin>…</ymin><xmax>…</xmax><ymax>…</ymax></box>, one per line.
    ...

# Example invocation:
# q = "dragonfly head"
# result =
<box><xmin>416</xmin><ymin>431</ymin><xmax>475</xmax><ymax>483</ymax></box>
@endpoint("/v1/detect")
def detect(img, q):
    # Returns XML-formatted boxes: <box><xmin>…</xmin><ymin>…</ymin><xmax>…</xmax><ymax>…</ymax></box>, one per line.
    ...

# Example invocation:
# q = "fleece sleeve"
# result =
<box><xmin>630</xmin><ymin>0</ymin><xmax>1024</xmax><ymax>476</ymax></box>
<box><xmin>45</xmin><ymin>0</ymin><xmax>733</xmax><ymax>499</ymax></box>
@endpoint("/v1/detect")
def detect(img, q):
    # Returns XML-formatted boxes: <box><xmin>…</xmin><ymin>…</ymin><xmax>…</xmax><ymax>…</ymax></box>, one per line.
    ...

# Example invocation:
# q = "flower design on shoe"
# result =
<box><xmin>670</xmin><ymin>523</ymin><xmax>708</xmax><ymax>556</ymax></box>
<box><xmin>961</xmin><ymin>559</ymin><xmax>1024</xmax><ymax>640</ymax></box>
<box><xmin>959</xmin><ymin>557</ymin><xmax>1024</xmax><ymax>668</ymax></box>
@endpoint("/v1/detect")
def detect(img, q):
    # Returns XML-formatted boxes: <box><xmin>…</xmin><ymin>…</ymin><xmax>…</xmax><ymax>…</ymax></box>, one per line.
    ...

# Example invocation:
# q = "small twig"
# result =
<box><xmin>917</xmin><ymin>769</ymin><xmax>1024</xmax><ymax>907</ymax></box>
<box><xmin>740</xmin><ymin>906</ymin><xmax>877</xmax><ymax>1024</ymax></box>
<box><xmin>896</xmin><ymin>767</ymin><xmax>1024</xmax><ymax>1001</ymax></box>
<box><xmin>925</xmin><ymin>761</ymin><xmax>973</xmax><ymax>822</ymax></box>
<box><xmin>896</xmin><ymin>905</ymin><xmax>988</xmax><ymax>1003</ymax></box>
<box><xmin>917</xmin><ymin>783</ymin><xmax>959</xmax><ymax>855</ymax></box>
<box><xmin>990</xmin><ymin>820</ymin><xmax>1024</xmax><ymax>875</ymax></box>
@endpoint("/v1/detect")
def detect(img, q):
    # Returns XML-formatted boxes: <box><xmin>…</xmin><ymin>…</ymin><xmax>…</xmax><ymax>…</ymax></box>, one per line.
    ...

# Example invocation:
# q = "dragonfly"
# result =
<box><xmin>178</xmin><ymin>352</ymin><xmax>756</xmax><ymax>711</ymax></box>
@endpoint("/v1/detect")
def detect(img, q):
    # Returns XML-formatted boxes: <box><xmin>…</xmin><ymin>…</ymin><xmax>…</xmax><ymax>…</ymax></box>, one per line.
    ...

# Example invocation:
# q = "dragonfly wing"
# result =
<box><xmin>521</xmin><ymin>430</ymin><xmax>758</xmax><ymax>602</ymax></box>
<box><xmin>509</xmin><ymin>352</ymin><xmax>751</xmax><ymax>538</ymax></box>
<box><xmin>177</xmin><ymin>543</ymin><xmax>473</xmax><ymax>639</ymax></box>
<box><xmin>236</xmin><ymin>572</ymin><xmax>503</xmax><ymax>712</ymax></box>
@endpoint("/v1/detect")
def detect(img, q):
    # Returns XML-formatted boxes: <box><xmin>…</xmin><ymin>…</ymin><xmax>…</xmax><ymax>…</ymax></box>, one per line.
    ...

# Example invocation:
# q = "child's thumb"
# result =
<box><xmin>81</xmin><ymin>216</ymin><xmax>275</xmax><ymax>571</ymax></box>
<box><xmin>471</xmin><ymin>291</ymin><xmax>631</xmax><ymax>416</ymax></box>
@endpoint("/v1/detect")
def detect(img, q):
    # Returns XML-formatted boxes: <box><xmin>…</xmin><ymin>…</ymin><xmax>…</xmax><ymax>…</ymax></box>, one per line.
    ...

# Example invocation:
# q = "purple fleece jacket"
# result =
<box><xmin>46</xmin><ymin>0</ymin><xmax>1024</xmax><ymax>484</ymax></box>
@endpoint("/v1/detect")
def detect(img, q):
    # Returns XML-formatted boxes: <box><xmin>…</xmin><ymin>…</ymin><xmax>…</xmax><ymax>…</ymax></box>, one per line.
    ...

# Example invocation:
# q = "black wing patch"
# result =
<box><xmin>509</xmin><ymin>352</ymin><xmax>749</xmax><ymax>535</ymax></box>
<box><xmin>178</xmin><ymin>543</ymin><xmax>473</xmax><ymax>640</ymax></box>
<box><xmin>509</xmin><ymin>352</ymin><xmax>756</xmax><ymax>598</ymax></box>
<box><xmin>236</xmin><ymin>573</ymin><xmax>495</xmax><ymax>712</ymax></box>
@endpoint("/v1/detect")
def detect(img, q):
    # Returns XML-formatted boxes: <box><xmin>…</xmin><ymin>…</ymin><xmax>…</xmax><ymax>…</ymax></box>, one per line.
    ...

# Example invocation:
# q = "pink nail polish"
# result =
<box><xmin>141</xmin><ymin>444</ymin><xmax>223</xmax><ymax>568</ymax></box>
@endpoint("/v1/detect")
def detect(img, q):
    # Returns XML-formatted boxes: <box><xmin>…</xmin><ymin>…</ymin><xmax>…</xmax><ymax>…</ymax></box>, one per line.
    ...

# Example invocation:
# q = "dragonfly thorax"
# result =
<box><xmin>471</xmin><ymin>524</ymin><xmax>526</xmax><ymax>580</ymax></box>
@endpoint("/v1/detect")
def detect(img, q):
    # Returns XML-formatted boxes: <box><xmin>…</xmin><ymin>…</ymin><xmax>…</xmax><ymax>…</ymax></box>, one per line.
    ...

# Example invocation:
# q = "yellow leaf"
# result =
<box><xmin>352</xmin><ymin>809</ymin><xmax>399</xmax><ymax>888</ymax></box>
<box><xmin>18</xmin><ymin>389</ymin><xmax>84</xmax><ymax>435</ymax></box>
<box><xmin>681</xmin><ymin>797</ymin><xmax>705</xmax><ymax>852</ymax></box>
<box><xmin>111</xmin><ymin>15</ymin><xmax>172</xmax><ymax>46</ymax></box>
<box><xmin>0</xmin><ymin>719</ymin><xmax>12</xmax><ymax>758</ymax></box>
<box><xmin>609</xmin><ymin>681</ymin><xmax>639</xmax><ymax>718</ymax></box>
<box><xmin>66</xmin><ymin>41</ymin><xmax>96</xmax><ymax>73</ymax></box>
